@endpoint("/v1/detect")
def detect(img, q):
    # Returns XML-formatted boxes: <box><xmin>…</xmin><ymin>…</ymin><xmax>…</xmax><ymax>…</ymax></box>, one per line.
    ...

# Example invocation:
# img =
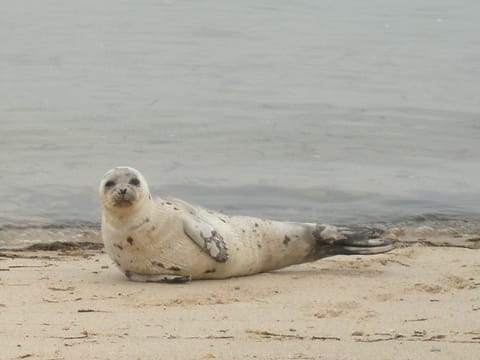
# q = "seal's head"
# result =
<box><xmin>100</xmin><ymin>167</ymin><xmax>151</xmax><ymax>213</ymax></box>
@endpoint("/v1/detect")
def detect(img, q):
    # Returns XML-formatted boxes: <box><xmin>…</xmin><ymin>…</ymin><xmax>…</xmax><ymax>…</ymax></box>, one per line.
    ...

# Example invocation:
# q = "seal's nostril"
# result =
<box><xmin>119</xmin><ymin>188</ymin><xmax>127</xmax><ymax>195</ymax></box>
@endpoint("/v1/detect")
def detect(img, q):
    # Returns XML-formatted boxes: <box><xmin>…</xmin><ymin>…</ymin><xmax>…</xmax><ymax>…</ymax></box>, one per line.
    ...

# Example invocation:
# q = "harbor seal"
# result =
<box><xmin>100</xmin><ymin>166</ymin><xmax>394</xmax><ymax>282</ymax></box>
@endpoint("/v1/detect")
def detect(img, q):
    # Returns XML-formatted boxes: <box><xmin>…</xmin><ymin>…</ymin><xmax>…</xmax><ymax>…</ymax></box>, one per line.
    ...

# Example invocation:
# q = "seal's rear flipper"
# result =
<box><xmin>311</xmin><ymin>225</ymin><xmax>395</xmax><ymax>258</ymax></box>
<box><xmin>333</xmin><ymin>238</ymin><xmax>395</xmax><ymax>255</ymax></box>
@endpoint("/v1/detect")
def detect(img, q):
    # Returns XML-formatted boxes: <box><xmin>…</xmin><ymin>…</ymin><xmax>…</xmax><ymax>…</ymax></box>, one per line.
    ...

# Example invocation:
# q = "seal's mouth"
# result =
<box><xmin>111</xmin><ymin>191</ymin><xmax>137</xmax><ymax>208</ymax></box>
<box><xmin>113</xmin><ymin>199</ymin><xmax>134</xmax><ymax>207</ymax></box>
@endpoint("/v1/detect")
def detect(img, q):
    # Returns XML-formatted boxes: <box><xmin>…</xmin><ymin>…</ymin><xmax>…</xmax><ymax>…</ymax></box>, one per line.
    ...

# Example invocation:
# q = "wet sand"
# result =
<box><xmin>1</xmin><ymin>244</ymin><xmax>479</xmax><ymax>359</ymax></box>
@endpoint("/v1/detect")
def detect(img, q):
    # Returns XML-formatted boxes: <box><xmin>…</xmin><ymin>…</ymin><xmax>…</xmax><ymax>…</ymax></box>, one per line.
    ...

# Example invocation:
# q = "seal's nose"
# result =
<box><xmin>119</xmin><ymin>188</ymin><xmax>127</xmax><ymax>195</ymax></box>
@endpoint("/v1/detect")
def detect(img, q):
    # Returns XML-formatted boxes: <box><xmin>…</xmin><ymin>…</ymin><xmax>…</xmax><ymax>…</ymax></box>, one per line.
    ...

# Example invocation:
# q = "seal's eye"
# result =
<box><xmin>129</xmin><ymin>178</ymin><xmax>140</xmax><ymax>186</ymax></box>
<box><xmin>105</xmin><ymin>180</ymin><xmax>115</xmax><ymax>188</ymax></box>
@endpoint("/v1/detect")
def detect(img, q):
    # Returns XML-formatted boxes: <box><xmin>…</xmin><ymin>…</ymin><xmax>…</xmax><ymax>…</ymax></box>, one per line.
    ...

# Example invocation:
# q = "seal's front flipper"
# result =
<box><xmin>125</xmin><ymin>271</ymin><xmax>192</xmax><ymax>283</ymax></box>
<box><xmin>158</xmin><ymin>275</ymin><xmax>192</xmax><ymax>284</ymax></box>
<box><xmin>183</xmin><ymin>215</ymin><xmax>229</xmax><ymax>262</ymax></box>
<box><xmin>312</xmin><ymin>225</ymin><xmax>395</xmax><ymax>258</ymax></box>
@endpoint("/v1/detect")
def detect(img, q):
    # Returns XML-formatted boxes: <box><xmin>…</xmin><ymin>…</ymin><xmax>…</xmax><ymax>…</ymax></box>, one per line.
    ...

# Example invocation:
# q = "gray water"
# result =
<box><xmin>1</xmin><ymin>1</ymin><xmax>480</xmax><ymax>246</ymax></box>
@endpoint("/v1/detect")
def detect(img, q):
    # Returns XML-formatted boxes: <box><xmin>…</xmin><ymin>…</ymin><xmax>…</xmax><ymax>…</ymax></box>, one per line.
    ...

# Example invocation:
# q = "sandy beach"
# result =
<box><xmin>1</xmin><ymin>2</ymin><xmax>479</xmax><ymax>358</ymax></box>
<box><xmin>1</xmin><ymin>242</ymin><xmax>479</xmax><ymax>360</ymax></box>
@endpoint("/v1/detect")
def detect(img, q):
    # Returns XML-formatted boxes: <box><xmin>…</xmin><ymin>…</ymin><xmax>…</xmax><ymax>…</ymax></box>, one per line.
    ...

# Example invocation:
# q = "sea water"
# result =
<box><xmin>1</xmin><ymin>0</ymin><xmax>479</xmax><ymax>247</ymax></box>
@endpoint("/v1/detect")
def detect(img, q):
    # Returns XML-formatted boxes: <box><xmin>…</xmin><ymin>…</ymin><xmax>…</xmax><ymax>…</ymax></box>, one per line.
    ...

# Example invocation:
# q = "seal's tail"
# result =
<box><xmin>309</xmin><ymin>225</ymin><xmax>395</xmax><ymax>259</ymax></box>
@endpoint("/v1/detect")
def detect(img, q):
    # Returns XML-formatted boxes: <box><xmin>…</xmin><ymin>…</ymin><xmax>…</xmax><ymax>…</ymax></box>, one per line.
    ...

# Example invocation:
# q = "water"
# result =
<box><xmin>1</xmin><ymin>1</ymin><xmax>480</xmax><ymax>247</ymax></box>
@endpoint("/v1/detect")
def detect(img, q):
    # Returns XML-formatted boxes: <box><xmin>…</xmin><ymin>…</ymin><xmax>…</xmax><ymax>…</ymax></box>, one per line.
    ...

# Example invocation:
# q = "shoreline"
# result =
<box><xmin>1</xmin><ymin>215</ymin><xmax>479</xmax><ymax>250</ymax></box>
<box><xmin>1</xmin><ymin>244</ymin><xmax>479</xmax><ymax>359</ymax></box>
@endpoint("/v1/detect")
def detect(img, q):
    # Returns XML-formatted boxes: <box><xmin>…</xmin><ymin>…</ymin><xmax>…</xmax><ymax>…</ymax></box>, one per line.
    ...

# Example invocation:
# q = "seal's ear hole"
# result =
<box><xmin>129</xmin><ymin>178</ymin><xmax>140</xmax><ymax>186</ymax></box>
<box><xmin>105</xmin><ymin>180</ymin><xmax>115</xmax><ymax>188</ymax></box>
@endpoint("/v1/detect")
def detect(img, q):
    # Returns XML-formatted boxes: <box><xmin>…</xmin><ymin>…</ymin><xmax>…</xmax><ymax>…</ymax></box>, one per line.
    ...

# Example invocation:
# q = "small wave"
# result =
<box><xmin>0</xmin><ymin>222</ymin><xmax>101</xmax><ymax>249</ymax></box>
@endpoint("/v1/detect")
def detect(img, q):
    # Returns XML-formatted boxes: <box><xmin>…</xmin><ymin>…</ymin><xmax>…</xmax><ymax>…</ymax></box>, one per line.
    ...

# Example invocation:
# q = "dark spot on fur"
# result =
<box><xmin>236</xmin><ymin>247</ymin><xmax>240</xmax><ymax>251</ymax></box>
<box><xmin>168</xmin><ymin>266</ymin><xmax>181</xmax><ymax>272</ymax></box>
<box><xmin>174</xmin><ymin>207</ymin><xmax>179</xmax><ymax>210</ymax></box>
<box><xmin>252</xmin><ymin>229</ymin><xmax>257</xmax><ymax>233</ymax></box>
<box><xmin>114</xmin><ymin>244</ymin><xmax>123</xmax><ymax>250</ymax></box>
<box><xmin>125</xmin><ymin>270</ymin><xmax>132</xmax><ymax>279</ymax></box>
<box><xmin>204</xmin><ymin>269</ymin><xmax>216</xmax><ymax>274</ymax></box>
<box><xmin>151</xmin><ymin>226</ymin><xmax>156</xmax><ymax>231</ymax></box>
<box><xmin>219</xmin><ymin>217</ymin><xmax>226</xmax><ymax>223</ymax></box>
<box><xmin>145</xmin><ymin>217</ymin><xmax>150</xmax><ymax>222</ymax></box>
<box><xmin>114</xmin><ymin>260</ymin><xmax>120</xmax><ymax>266</ymax></box>
<box><xmin>257</xmin><ymin>242</ymin><xmax>262</xmax><ymax>249</ymax></box>
<box><xmin>149</xmin><ymin>194</ymin><xmax>152</xmax><ymax>200</ymax></box>
<box><xmin>242</xmin><ymin>229</ymin><xmax>246</xmax><ymax>233</ymax></box>
<box><xmin>127</xmin><ymin>237</ymin><xmax>134</xmax><ymax>245</ymax></box>
<box><xmin>166</xmin><ymin>201</ymin><xmax>172</xmax><ymax>205</ymax></box>
<box><xmin>151</xmin><ymin>261</ymin><xmax>165</xmax><ymax>268</ymax></box>
<box><xmin>283</xmin><ymin>235</ymin><xmax>291</xmax><ymax>246</ymax></box>
<box><xmin>294</xmin><ymin>234</ymin><xmax>299</xmax><ymax>238</ymax></box>
<box><xmin>255</xmin><ymin>223</ymin><xmax>259</xmax><ymax>227</ymax></box>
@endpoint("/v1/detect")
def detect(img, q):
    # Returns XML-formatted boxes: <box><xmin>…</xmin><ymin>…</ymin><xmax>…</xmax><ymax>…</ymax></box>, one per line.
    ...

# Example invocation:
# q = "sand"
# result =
<box><xmin>0</xmin><ymin>244</ymin><xmax>479</xmax><ymax>360</ymax></box>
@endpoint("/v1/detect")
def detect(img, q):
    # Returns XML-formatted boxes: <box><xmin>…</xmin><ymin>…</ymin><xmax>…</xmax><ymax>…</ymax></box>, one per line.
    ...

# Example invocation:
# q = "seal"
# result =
<box><xmin>100</xmin><ymin>167</ymin><xmax>395</xmax><ymax>282</ymax></box>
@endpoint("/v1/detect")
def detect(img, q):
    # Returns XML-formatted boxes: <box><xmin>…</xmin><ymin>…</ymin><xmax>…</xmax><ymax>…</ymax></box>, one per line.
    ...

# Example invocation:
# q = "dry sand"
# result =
<box><xmin>1</xmin><ymin>244</ymin><xmax>479</xmax><ymax>360</ymax></box>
